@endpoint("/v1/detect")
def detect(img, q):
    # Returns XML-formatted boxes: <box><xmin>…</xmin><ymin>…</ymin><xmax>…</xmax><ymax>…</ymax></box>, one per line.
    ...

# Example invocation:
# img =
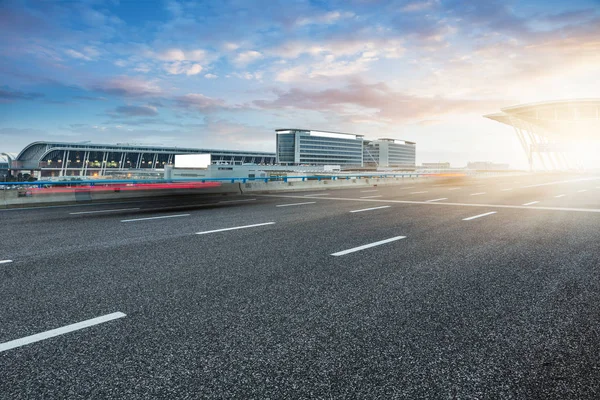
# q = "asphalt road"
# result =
<box><xmin>2</xmin><ymin>173</ymin><xmax>600</xmax><ymax>399</ymax></box>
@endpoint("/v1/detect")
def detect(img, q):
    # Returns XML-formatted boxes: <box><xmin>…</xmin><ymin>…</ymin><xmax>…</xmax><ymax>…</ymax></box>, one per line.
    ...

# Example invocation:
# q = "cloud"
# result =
<box><xmin>401</xmin><ymin>1</ymin><xmax>438</xmax><ymax>12</ymax></box>
<box><xmin>269</xmin><ymin>38</ymin><xmax>405</xmax><ymax>60</ymax></box>
<box><xmin>155</xmin><ymin>48</ymin><xmax>207</xmax><ymax>62</ymax></box>
<box><xmin>110</xmin><ymin>105</ymin><xmax>159</xmax><ymax>117</ymax></box>
<box><xmin>65</xmin><ymin>46</ymin><xmax>100</xmax><ymax>61</ymax></box>
<box><xmin>73</xmin><ymin>95</ymin><xmax>107</xmax><ymax>101</ymax></box>
<box><xmin>92</xmin><ymin>76</ymin><xmax>162</xmax><ymax>97</ymax></box>
<box><xmin>165</xmin><ymin>1</ymin><xmax>184</xmax><ymax>17</ymax></box>
<box><xmin>174</xmin><ymin>93</ymin><xmax>228</xmax><ymax>110</ymax></box>
<box><xmin>234</xmin><ymin>50</ymin><xmax>263</xmax><ymax>66</ymax></box>
<box><xmin>295</xmin><ymin>11</ymin><xmax>354</xmax><ymax>26</ymax></box>
<box><xmin>415</xmin><ymin>119</ymin><xmax>443</xmax><ymax>126</ymax></box>
<box><xmin>204</xmin><ymin>73</ymin><xmax>218</xmax><ymax>79</ymax></box>
<box><xmin>222</xmin><ymin>42</ymin><xmax>240</xmax><ymax>51</ymax></box>
<box><xmin>0</xmin><ymin>87</ymin><xmax>45</xmax><ymax>102</ymax></box>
<box><xmin>0</xmin><ymin>128</ymin><xmax>51</xmax><ymax>153</ymax></box>
<box><xmin>233</xmin><ymin>71</ymin><xmax>264</xmax><ymax>80</ymax></box>
<box><xmin>254</xmin><ymin>80</ymin><xmax>508</xmax><ymax>124</ymax></box>
<box><xmin>164</xmin><ymin>62</ymin><xmax>203</xmax><ymax>75</ymax></box>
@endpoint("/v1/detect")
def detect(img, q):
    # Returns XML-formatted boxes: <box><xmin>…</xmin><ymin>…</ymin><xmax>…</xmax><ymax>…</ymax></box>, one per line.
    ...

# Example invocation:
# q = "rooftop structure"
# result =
<box><xmin>485</xmin><ymin>99</ymin><xmax>600</xmax><ymax>170</ymax></box>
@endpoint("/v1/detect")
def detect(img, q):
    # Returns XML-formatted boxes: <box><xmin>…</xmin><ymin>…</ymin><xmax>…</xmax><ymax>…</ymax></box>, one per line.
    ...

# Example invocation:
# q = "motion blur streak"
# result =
<box><xmin>24</xmin><ymin>182</ymin><xmax>222</xmax><ymax>195</ymax></box>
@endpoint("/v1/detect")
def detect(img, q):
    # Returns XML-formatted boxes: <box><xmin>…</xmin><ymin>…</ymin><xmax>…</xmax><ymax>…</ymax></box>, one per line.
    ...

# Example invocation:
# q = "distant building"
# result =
<box><xmin>276</xmin><ymin>129</ymin><xmax>364</xmax><ymax>166</ymax></box>
<box><xmin>0</xmin><ymin>153</ymin><xmax>16</xmax><ymax>181</ymax></box>
<box><xmin>467</xmin><ymin>161</ymin><xmax>510</xmax><ymax>170</ymax></box>
<box><xmin>421</xmin><ymin>162</ymin><xmax>451</xmax><ymax>169</ymax></box>
<box><xmin>276</xmin><ymin>129</ymin><xmax>417</xmax><ymax>167</ymax></box>
<box><xmin>11</xmin><ymin>141</ymin><xmax>276</xmax><ymax>178</ymax></box>
<box><xmin>363</xmin><ymin>138</ymin><xmax>416</xmax><ymax>168</ymax></box>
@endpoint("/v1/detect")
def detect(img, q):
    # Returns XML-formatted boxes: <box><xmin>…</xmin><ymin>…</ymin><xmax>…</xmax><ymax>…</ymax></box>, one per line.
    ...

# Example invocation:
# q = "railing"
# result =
<box><xmin>0</xmin><ymin>172</ymin><xmax>450</xmax><ymax>189</ymax></box>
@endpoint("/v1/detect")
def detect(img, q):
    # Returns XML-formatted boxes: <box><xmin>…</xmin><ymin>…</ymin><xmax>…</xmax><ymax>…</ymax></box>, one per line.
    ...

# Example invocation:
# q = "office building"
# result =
<box><xmin>363</xmin><ymin>138</ymin><xmax>416</xmax><ymax>168</ymax></box>
<box><xmin>276</xmin><ymin>129</ymin><xmax>364</xmax><ymax>166</ymax></box>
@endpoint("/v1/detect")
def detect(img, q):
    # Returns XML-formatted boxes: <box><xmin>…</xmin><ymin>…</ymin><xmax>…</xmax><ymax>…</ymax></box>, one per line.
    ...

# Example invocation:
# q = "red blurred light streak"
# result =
<box><xmin>26</xmin><ymin>182</ymin><xmax>222</xmax><ymax>195</ymax></box>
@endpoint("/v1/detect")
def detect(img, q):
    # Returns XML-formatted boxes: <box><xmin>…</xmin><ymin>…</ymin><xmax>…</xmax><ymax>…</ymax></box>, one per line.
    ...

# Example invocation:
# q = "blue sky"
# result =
<box><xmin>1</xmin><ymin>0</ymin><xmax>599</xmax><ymax>168</ymax></box>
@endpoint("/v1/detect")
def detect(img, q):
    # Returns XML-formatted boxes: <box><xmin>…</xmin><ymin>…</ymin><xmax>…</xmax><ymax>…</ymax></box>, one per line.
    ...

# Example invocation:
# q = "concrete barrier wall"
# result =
<box><xmin>1</xmin><ymin>189</ymin><xmax>77</xmax><ymax>208</ymax></box>
<box><xmin>1</xmin><ymin>183</ymin><xmax>242</xmax><ymax>209</ymax></box>
<box><xmin>241</xmin><ymin>176</ymin><xmax>426</xmax><ymax>193</ymax></box>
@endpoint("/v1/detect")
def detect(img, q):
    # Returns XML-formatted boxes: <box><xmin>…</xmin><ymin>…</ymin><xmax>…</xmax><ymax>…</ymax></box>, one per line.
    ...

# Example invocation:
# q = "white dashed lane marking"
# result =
<box><xmin>275</xmin><ymin>202</ymin><xmax>316</xmax><ymax>207</ymax></box>
<box><xmin>70</xmin><ymin>208</ymin><xmax>140</xmax><ymax>215</ymax></box>
<box><xmin>331</xmin><ymin>236</ymin><xmax>407</xmax><ymax>256</ymax></box>
<box><xmin>0</xmin><ymin>312</ymin><xmax>127</xmax><ymax>353</ymax></box>
<box><xmin>350</xmin><ymin>206</ymin><xmax>391</xmax><ymax>213</ymax></box>
<box><xmin>462</xmin><ymin>212</ymin><xmax>497</xmax><ymax>221</ymax></box>
<box><xmin>196</xmin><ymin>222</ymin><xmax>275</xmax><ymax>235</ymax></box>
<box><xmin>121</xmin><ymin>214</ymin><xmax>190</xmax><ymax>222</ymax></box>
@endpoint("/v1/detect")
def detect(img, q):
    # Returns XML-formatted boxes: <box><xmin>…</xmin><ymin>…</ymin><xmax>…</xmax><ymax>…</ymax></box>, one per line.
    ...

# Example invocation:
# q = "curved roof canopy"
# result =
<box><xmin>484</xmin><ymin>99</ymin><xmax>600</xmax><ymax>140</ymax></box>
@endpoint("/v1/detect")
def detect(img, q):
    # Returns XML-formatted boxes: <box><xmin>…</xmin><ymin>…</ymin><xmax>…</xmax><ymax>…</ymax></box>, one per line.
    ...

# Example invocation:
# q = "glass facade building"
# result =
<box><xmin>363</xmin><ymin>138</ymin><xmax>416</xmax><ymax>168</ymax></box>
<box><xmin>13</xmin><ymin>142</ymin><xmax>276</xmax><ymax>178</ymax></box>
<box><xmin>276</xmin><ymin>129</ymin><xmax>364</xmax><ymax>166</ymax></box>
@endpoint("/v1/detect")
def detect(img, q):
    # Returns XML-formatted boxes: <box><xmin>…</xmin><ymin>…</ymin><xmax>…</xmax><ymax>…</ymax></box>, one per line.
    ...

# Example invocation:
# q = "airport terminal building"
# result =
<box><xmin>11</xmin><ymin>141</ymin><xmax>276</xmax><ymax>178</ymax></box>
<box><xmin>276</xmin><ymin>129</ymin><xmax>416</xmax><ymax>168</ymax></box>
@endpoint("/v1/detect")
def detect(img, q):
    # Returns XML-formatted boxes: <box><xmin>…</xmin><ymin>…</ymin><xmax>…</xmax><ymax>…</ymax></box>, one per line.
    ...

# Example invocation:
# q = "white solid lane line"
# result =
<box><xmin>276</xmin><ymin>202</ymin><xmax>316</xmax><ymax>207</ymax></box>
<box><xmin>259</xmin><ymin>194</ymin><xmax>600</xmax><ymax>214</ymax></box>
<box><xmin>462</xmin><ymin>211</ymin><xmax>497</xmax><ymax>221</ymax></box>
<box><xmin>218</xmin><ymin>198</ymin><xmax>257</xmax><ymax>203</ymax></box>
<box><xmin>577</xmin><ymin>189</ymin><xmax>588</xmax><ymax>193</ymax></box>
<box><xmin>0</xmin><ymin>260</ymin><xmax>13</xmax><ymax>264</ymax></box>
<box><xmin>331</xmin><ymin>236</ymin><xmax>406</xmax><ymax>256</ymax></box>
<box><xmin>501</xmin><ymin>188</ymin><xmax>513</xmax><ymax>191</ymax></box>
<box><xmin>304</xmin><ymin>193</ymin><xmax>330</xmax><ymax>197</ymax></box>
<box><xmin>426</xmin><ymin>198</ymin><xmax>448</xmax><ymax>202</ymax></box>
<box><xmin>523</xmin><ymin>201</ymin><xmax>540</xmax><ymax>206</ymax></box>
<box><xmin>448</xmin><ymin>187</ymin><xmax>461</xmax><ymax>190</ymax></box>
<box><xmin>470</xmin><ymin>192</ymin><xmax>486</xmax><ymax>196</ymax></box>
<box><xmin>70</xmin><ymin>208</ymin><xmax>140</xmax><ymax>215</ymax></box>
<box><xmin>401</xmin><ymin>187</ymin><xmax>415</xmax><ymax>189</ymax></box>
<box><xmin>350</xmin><ymin>206</ymin><xmax>391</xmax><ymax>213</ymax></box>
<box><xmin>196</xmin><ymin>222</ymin><xmax>275</xmax><ymax>235</ymax></box>
<box><xmin>521</xmin><ymin>177</ymin><xmax>600</xmax><ymax>188</ymax></box>
<box><xmin>360</xmin><ymin>189</ymin><xmax>379</xmax><ymax>193</ymax></box>
<box><xmin>121</xmin><ymin>214</ymin><xmax>190</xmax><ymax>222</ymax></box>
<box><xmin>410</xmin><ymin>191</ymin><xmax>428</xmax><ymax>194</ymax></box>
<box><xmin>360</xmin><ymin>195</ymin><xmax>382</xmax><ymax>199</ymax></box>
<box><xmin>555</xmin><ymin>194</ymin><xmax>566</xmax><ymax>198</ymax></box>
<box><xmin>0</xmin><ymin>312</ymin><xmax>126</xmax><ymax>353</ymax></box>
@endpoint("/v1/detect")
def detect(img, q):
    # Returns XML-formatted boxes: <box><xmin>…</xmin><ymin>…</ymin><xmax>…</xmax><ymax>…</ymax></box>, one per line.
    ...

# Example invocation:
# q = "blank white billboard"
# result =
<box><xmin>174</xmin><ymin>154</ymin><xmax>212</xmax><ymax>169</ymax></box>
